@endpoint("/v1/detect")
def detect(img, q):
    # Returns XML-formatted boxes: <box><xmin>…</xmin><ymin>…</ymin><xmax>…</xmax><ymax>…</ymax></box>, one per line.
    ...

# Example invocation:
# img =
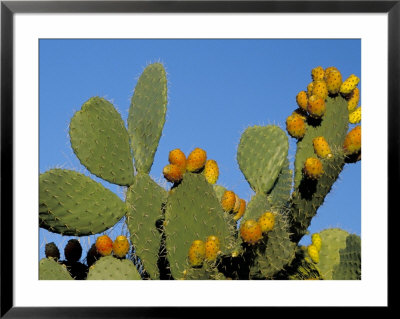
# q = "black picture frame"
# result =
<box><xmin>1</xmin><ymin>0</ymin><xmax>395</xmax><ymax>317</ymax></box>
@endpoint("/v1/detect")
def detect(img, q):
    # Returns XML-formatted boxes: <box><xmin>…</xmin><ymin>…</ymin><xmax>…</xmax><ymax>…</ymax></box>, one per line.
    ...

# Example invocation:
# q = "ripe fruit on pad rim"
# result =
<box><xmin>296</xmin><ymin>91</ymin><xmax>308</xmax><ymax>111</ymax></box>
<box><xmin>311</xmin><ymin>66</ymin><xmax>325</xmax><ymax>81</ymax></box>
<box><xmin>203</xmin><ymin>159</ymin><xmax>219</xmax><ymax>184</ymax></box>
<box><xmin>232</xmin><ymin>194</ymin><xmax>241</xmax><ymax>213</ymax></box>
<box><xmin>168</xmin><ymin>149</ymin><xmax>186</xmax><ymax>171</ymax></box>
<box><xmin>205</xmin><ymin>236</ymin><xmax>221</xmax><ymax>261</ymax></box>
<box><xmin>240</xmin><ymin>219</ymin><xmax>263</xmax><ymax>245</ymax></box>
<box><xmin>163</xmin><ymin>164</ymin><xmax>183</xmax><ymax>183</ymax></box>
<box><xmin>64</xmin><ymin>239</ymin><xmax>82</xmax><ymax>262</ymax></box>
<box><xmin>233</xmin><ymin>199</ymin><xmax>246</xmax><ymax>221</ymax></box>
<box><xmin>311</xmin><ymin>80</ymin><xmax>328</xmax><ymax>100</ymax></box>
<box><xmin>221</xmin><ymin>190</ymin><xmax>236</xmax><ymax>212</ymax></box>
<box><xmin>349</xmin><ymin>107</ymin><xmax>361</xmax><ymax>124</ymax></box>
<box><xmin>188</xmin><ymin>240</ymin><xmax>206</xmax><ymax>267</ymax></box>
<box><xmin>258</xmin><ymin>212</ymin><xmax>275</xmax><ymax>233</ymax></box>
<box><xmin>95</xmin><ymin>235</ymin><xmax>113</xmax><ymax>256</ymax></box>
<box><xmin>347</xmin><ymin>87</ymin><xmax>360</xmax><ymax>112</ymax></box>
<box><xmin>312</xmin><ymin>136</ymin><xmax>332</xmax><ymax>159</ymax></box>
<box><xmin>286</xmin><ymin>112</ymin><xmax>306</xmax><ymax>139</ymax></box>
<box><xmin>343</xmin><ymin>125</ymin><xmax>361</xmax><ymax>155</ymax></box>
<box><xmin>186</xmin><ymin>148</ymin><xmax>207</xmax><ymax>172</ymax></box>
<box><xmin>112</xmin><ymin>235</ymin><xmax>130</xmax><ymax>258</ymax></box>
<box><xmin>311</xmin><ymin>233</ymin><xmax>322</xmax><ymax>252</ymax></box>
<box><xmin>307</xmin><ymin>95</ymin><xmax>326</xmax><ymax>118</ymax></box>
<box><xmin>340</xmin><ymin>74</ymin><xmax>360</xmax><ymax>95</ymax></box>
<box><xmin>303</xmin><ymin>157</ymin><xmax>324</xmax><ymax>179</ymax></box>
<box><xmin>325</xmin><ymin>69</ymin><xmax>342</xmax><ymax>94</ymax></box>
<box><xmin>307</xmin><ymin>244</ymin><xmax>320</xmax><ymax>263</ymax></box>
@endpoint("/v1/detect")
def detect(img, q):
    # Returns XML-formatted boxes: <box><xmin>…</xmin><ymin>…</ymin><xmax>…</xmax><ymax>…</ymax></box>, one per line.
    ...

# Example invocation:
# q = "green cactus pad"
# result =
<box><xmin>332</xmin><ymin>234</ymin><xmax>361</xmax><ymax>280</ymax></box>
<box><xmin>39</xmin><ymin>258</ymin><xmax>73</xmax><ymax>280</ymax></box>
<box><xmin>164</xmin><ymin>173</ymin><xmax>235</xmax><ymax>279</ymax></box>
<box><xmin>237</xmin><ymin>125</ymin><xmax>289</xmax><ymax>194</ymax></box>
<box><xmin>69</xmin><ymin>97</ymin><xmax>134</xmax><ymax>186</ymax></box>
<box><xmin>254</xmin><ymin>213</ymin><xmax>296</xmax><ymax>278</ymax></box>
<box><xmin>128</xmin><ymin>63</ymin><xmax>167</xmax><ymax>174</ymax></box>
<box><xmin>39</xmin><ymin>169</ymin><xmax>126</xmax><ymax>236</ymax></box>
<box><xmin>213</xmin><ymin>184</ymin><xmax>227</xmax><ymax>202</ymax></box>
<box><xmin>182</xmin><ymin>262</ymin><xmax>226</xmax><ymax>280</ymax></box>
<box><xmin>87</xmin><ymin>256</ymin><xmax>141</xmax><ymax>280</ymax></box>
<box><xmin>125</xmin><ymin>173</ymin><xmax>167</xmax><ymax>279</ymax></box>
<box><xmin>267</xmin><ymin>158</ymin><xmax>293</xmax><ymax>209</ymax></box>
<box><xmin>317</xmin><ymin>228</ymin><xmax>350</xmax><ymax>280</ymax></box>
<box><xmin>242</xmin><ymin>193</ymin><xmax>270</xmax><ymax>222</ymax></box>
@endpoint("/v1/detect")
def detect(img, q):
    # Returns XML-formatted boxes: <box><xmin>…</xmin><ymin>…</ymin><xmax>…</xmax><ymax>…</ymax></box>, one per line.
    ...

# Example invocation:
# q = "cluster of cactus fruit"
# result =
<box><xmin>39</xmin><ymin>63</ymin><xmax>361</xmax><ymax>280</ymax></box>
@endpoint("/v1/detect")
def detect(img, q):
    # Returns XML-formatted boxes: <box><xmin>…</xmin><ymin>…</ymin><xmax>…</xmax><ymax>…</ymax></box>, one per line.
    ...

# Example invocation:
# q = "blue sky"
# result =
<box><xmin>39</xmin><ymin>39</ymin><xmax>361</xmax><ymax>262</ymax></box>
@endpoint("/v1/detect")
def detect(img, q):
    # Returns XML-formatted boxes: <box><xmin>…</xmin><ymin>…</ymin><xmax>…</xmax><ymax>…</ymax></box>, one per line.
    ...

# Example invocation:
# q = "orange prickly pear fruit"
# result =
<box><xmin>188</xmin><ymin>240</ymin><xmax>206</xmax><ymax>267</ymax></box>
<box><xmin>307</xmin><ymin>82</ymin><xmax>314</xmax><ymax>97</ymax></box>
<box><xmin>347</xmin><ymin>87</ymin><xmax>360</xmax><ymax>112</ymax></box>
<box><xmin>296</xmin><ymin>91</ymin><xmax>308</xmax><ymax>111</ymax></box>
<box><xmin>258</xmin><ymin>212</ymin><xmax>275</xmax><ymax>233</ymax></box>
<box><xmin>221</xmin><ymin>190</ymin><xmax>236</xmax><ymax>212</ymax></box>
<box><xmin>95</xmin><ymin>235</ymin><xmax>113</xmax><ymax>257</ymax></box>
<box><xmin>303</xmin><ymin>157</ymin><xmax>324</xmax><ymax>179</ymax></box>
<box><xmin>286</xmin><ymin>112</ymin><xmax>307</xmax><ymax>139</ymax></box>
<box><xmin>203</xmin><ymin>159</ymin><xmax>219</xmax><ymax>184</ymax></box>
<box><xmin>340</xmin><ymin>74</ymin><xmax>360</xmax><ymax>95</ymax></box>
<box><xmin>168</xmin><ymin>149</ymin><xmax>186</xmax><ymax>172</ymax></box>
<box><xmin>307</xmin><ymin>95</ymin><xmax>326</xmax><ymax>118</ymax></box>
<box><xmin>163</xmin><ymin>164</ymin><xmax>183</xmax><ymax>183</ymax></box>
<box><xmin>233</xmin><ymin>199</ymin><xmax>246</xmax><ymax>221</ymax></box>
<box><xmin>311</xmin><ymin>80</ymin><xmax>328</xmax><ymax>100</ymax></box>
<box><xmin>324</xmin><ymin>66</ymin><xmax>339</xmax><ymax>76</ymax></box>
<box><xmin>312</xmin><ymin>136</ymin><xmax>332</xmax><ymax>159</ymax></box>
<box><xmin>232</xmin><ymin>194</ymin><xmax>241</xmax><ymax>213</ymax></box>
<box><xmin>343</xmin><ymin>125</ymin><xmax>361</xmax><ymax>155</ymax></box>
<box><xmin>325</xmin><ymin>69</ymin><xmax>343</xmax><ymax>94</ymax></box>
<box><xmin>240</xmin><ymin>219</ymin><xmax>263</xmax><ymax>245</ymax></box>
<box><xmin>112</xmin><ymin>235</ymin><xmax>130</xmax><ymax>258</ymax></box>
<box><xmin>349</xmin><ymin>107</ymin><xmax>361</xmax><ymax>124</ymax></box>
<box><xmin>186</xmin><ymin>148</ymin><xmax>207</xmax><ymax>172</ymax></box>
<box><xmin>205</xmin><ymin>235</ymin><xmax>220</xmax><ymax>261</ymax></box>
<box><xmin>311</xmin><ymin>66</ymin><xmax>325</xmax><ymax>81</ymax></box>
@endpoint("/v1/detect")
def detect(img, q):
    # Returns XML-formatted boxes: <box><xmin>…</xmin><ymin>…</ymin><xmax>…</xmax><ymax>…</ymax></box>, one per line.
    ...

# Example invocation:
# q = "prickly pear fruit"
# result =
<box><xmin>286</xmin><ymin>112</ymin><xmax>307</xmax><ymax>139</ymax></box>
<box><xmin>311</xmin><ymin>80</ymin><xmax>328</xmax><ymax>100</ymax></box>
<box><xmin>188</xmin><ymin>240</ymin><xmax>206</xmax><ymax>267</ymax></box>
<box><xmin>303</xmin><ymin>157</ymin><xmax>324</xmax><ymax>179</ymax></box>
<box><xmin>307</xmin><ymin>244</ymin><xmax>320</xmax><ymax>263</ymax></box>
<box><xmin>232</xmin><ymin>194</ymin><xmax>241</xmax><ymax>213</ymax></box>
<box><xmin>233</xmin><ymin>199</ymin><xmax>246</xmax><ymax>221</ymax></box>
<box><xmin>112</xmin><ymin>235</ymin><xmax>130</xmax><ymax>258</ymax></box>
<box><xmin>221</xmin><ymin>190</ymin><xmax>236</xmax><ymax>212</ymax></box>
<box><xmin>205</xmin><ymin>236</ymin><xmax>221</xmax><ymax>261</ymax></box>
<box><xmin>311</xmin><ymin>233</ymin><xmax>322</xmax><ymax>252</ymax></box>
<box><xmin>45</xmin><ymin>242</ymin><xmax>60</xmax><ymax>260</ymax></box>
<box><xmin>95</xmin><ymin>235</ymin><xmax>113</xmax><ymax>257</ymax></box>
<box><xmin>168</xmin><ymin>149</ymin><xmax>186</xmax><ymax>172</ymax></box>
<box><xmin>307</xmin><ymin>82</ymin><xmax>314</xmax><ymax>97</ymax></box>
<box><xmin>86</xmin><ymin>244</ymin><xmax>101</xmax><ymax>267</ymax></box>
<box><xmin>163</xmin><ymin>164</ymin><xmax>184</xmax><ymax>183</ymax></box>
<box><xmin>307</xmin><ymin>95</ymin><xmax>326</xmax><ymax>118</ymax></box>
<box><xmin>186</xmin><ymin>148</ymin><xmax>207</xmax><ymax>172</ymax></box>
<box><xmin>257</xmin><ymin>212</ymin><xmax>275</xmax><ymax>233</ymax></box>
<box><xmin>311</xmin><ymin>66</ymin><xmax>325</xmax><ymax>81</ymax></box>
<box><xmin>312</xmin><ymin>136</ymin><xmax>332</xmax><ymax>159</ymax></box>
<box><xmin>349</xmin><ymin>107</ymin><xmax>361</xmax><ymax>124</ymax></box>
<box><xmin>64</xmin><ymin>239</ymin><xmax>82</xmax><ymax>262</ymax></box>
<box><xmin>324</xmin><ymin>66</ymin><xmax>339</xmax><ymax>76</ymax></box>
<box><xmin>343</xmin><ymin>125</ymin><xmax>361</xmax><ymax>155</ymax></box>
<box><xmin>325</xmin><ymin>69</ymin><xmax>342</xmax><ymax>94</ymax></box>
<box><xmin>340</xmin><ymin>74</ymin><xmax>360</xmax><ymax>95</ymax></box>
<box><xmin>240</xmin><ymin>219</ymin><xmax>263</xmax><ymax>245</ymax></box>
<box><xmin>203</xmin><ymin>159</ymin><xmax>219</xmax><ymax>184</ymax></box>
<box><xmin>296</xmin><ymin>91</ymin><xmax>308</xmax><ymax>111</ymax></box>
<box><xmin>347</xmin><ymin>87</ymin><xmax>360</xmax><ymax>112</ymax></box>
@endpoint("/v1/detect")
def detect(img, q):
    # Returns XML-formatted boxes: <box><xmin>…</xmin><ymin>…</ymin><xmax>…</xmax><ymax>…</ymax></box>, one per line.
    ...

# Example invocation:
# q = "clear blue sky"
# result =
<box><xmin>39</xmin><ymin>39</ymin><xmax>361</xmax><ymax>262</ymax></box>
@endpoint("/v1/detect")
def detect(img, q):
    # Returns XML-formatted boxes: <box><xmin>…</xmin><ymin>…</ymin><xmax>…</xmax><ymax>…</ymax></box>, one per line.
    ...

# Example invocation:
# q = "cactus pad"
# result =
<box><xmin>39</xmin><ymin>258</ymin><xmax>73</xmax><ymax>280</ymax></box>
<box><xmin>87</xmin><ymin>256</ymin><xmax>141</xmax><ymax>280</ymax></box>
<box><xmin>332</xmin><ymin>234</ymin><xmax>361</xmax><ymax>280</ymax></box>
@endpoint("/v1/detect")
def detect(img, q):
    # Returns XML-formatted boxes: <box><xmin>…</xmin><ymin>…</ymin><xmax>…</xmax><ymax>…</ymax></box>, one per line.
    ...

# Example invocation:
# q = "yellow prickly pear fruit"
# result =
<box><xmin>325</xmin><ymin>69</ymin><xmax>343</xmax><ymax>94</ymax></box>
<box><xmin>168</xmin><ymin>148</ymin><xmax>186</xmax><ymax>172</ymax></box>
<box><xmin>240</xmin><ymin>219</ymin><xmax>263</xmax><ymax>245</ymax></box>
<box><xmin>324</xmin><ymin>66</ymin><xmax>339</xmax><ymax>77</ymax></box>
<box><xmin>312</xmin><ymin>136</ymin><xmax>332</xmax><ymax>159</ymax></box>
<box><xmin>205</xmin><ymin>235</ymin><xmax>220</xmax><ymax>261</ymax></box>
<box><xmin>232</xmin><ymin>194</ymin><xmax>241</xmax><ymax>213</ymax></box>
<box><xmin>311</xmin><ymin>233</ymin><xmax>322</xmax><ymax>252</ymax></box>
<box><xmin>347</xmin><ymin>87</ymin><xmax>360</xmax><ymax>112</ymax></box>
<box><xmin>233</xmin><ymin>199</ymin><xmax>246</xmax><ymax>221</ymax></box>
<box><xmin>303</xmin><ymin>157</ymin><xmax>324</xmax><ymax>179</ymax></box>
<box><xmin>257</xmin><ymin>212</ymin><xmax>275</xmax><ymax>233</ymax></box>
<box><xmin>307</xmin><ymin>95</ymin><xmax>326</xmax><ymax>118</ymax></box>
<box><xmin>343</xmin><ymin>125</ymin><xmax>361</xmax><ymax>155</ymax></box>
<box><xmin>307</xmin><ymin>244</ymin><xmax>320</xmax><ymax>263</ymax></box>
<box><xmin>311</xmin><ymin>80</ymin><xmax>328</xmax><ymax>100</ymax></box>
<box><xmin>286</xmin><ymin>112</ymin><xmax>307</xmax><ymax>139</ymax></box>
<box><xmin>203</xmin><ymin>159</ymin><xmax>219</xmax><ymax>184</ymax></box>
<box><xmin>349</xmin><ymin>107</ymin><xmax>361</xmax><ymax>124</ymax></box>
<box><xmin>163</xmin><ymin>164</ymin><xmax>183</xmax><ymax>183</ymax></box>
<box><xmin>296</xmin><ymin>91</ymin><xmax>308</xmax><ymax>111</ymax></box>
<box><xmin>186</xmin><ymin>148</ymin><xmax>207</xmax><ymax>172</ymax></box>
<box><xmin>188</xmin><ymin>240</ymin><xmax>206</xmax><ymax>267</ymax></box>
<box><xmin>221</xmin><ymin>190</ymin><xmax>236</xmax><ymax>212</ymax></box>
<box><xmin>307</xmin><ymin>82</ymin><xmax>314</xmax><ymax>97</ymax></box>
<box><xmin>340</xmin><ymin>74</ymin><xmax>360</xmax><ymax>95</ymax></box>
<box><xmin>311</xmin><ymin>66</ymin><xmax>325</xmax><ymax>81</ymax></box>
<box><xmin>95</xmin><ymin>235</ymin><xmax>113</xmax><ymax>256</ymax></box>
<box><xmin>112</xmin><ymin>235</ymin><xmax>130</xmax><ymax>258</ymax></box>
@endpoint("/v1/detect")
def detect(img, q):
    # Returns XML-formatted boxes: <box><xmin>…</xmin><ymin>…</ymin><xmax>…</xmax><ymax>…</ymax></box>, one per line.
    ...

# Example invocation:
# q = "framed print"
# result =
<box><xmin>1</xmin><ymin>0</ymin><xmax>396</xmax><ymax>317</ymax></box>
